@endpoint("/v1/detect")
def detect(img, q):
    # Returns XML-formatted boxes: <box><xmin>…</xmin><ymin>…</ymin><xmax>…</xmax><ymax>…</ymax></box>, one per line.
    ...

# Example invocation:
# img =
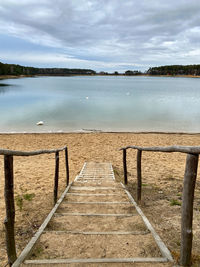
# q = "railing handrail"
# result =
<box><xmin>0</xmin><ymin>146</ymin><xmax>67</xmax><ymax>156</ymax></box>
<box><xmin>120</xmin><ymin>144</ymin><xmax>199</xmax><ymax>266</ymax></box>
<box><xmin>3</xmin><ymin>145</ymin><xmax>69</xmax><ymax>266</ymax></box>
<box><xmin>120</xmin><ymin>145</ymin><xmax>200</xmax><ymax>154</ymax></box>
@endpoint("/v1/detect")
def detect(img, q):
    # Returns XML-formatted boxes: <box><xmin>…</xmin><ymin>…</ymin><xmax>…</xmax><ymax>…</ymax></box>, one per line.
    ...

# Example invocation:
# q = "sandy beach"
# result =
<box><xmin>0</xmin><ymin>132</ymin><xmax>200</xmax><ymax>265</ymax></box>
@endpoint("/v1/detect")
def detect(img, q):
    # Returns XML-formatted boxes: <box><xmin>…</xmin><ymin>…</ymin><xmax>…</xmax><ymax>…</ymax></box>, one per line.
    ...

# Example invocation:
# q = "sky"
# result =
<box><xmin>1</xmin><ymin>0</ymin><xmax>200</xmax><ymax>72</ymax></box>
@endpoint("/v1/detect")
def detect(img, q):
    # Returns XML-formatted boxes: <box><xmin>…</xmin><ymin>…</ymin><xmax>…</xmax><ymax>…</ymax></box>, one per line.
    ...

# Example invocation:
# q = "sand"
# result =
<box><xmin>0</xmin><ymin>132</ymin><xmax>200</xmax><ymax>266</ymax></box>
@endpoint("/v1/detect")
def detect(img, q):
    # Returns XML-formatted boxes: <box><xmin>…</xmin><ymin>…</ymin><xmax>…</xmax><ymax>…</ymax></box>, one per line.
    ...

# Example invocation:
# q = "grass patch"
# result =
<box><xmin>170</xmin><ymin>199</ymin><xmax>181</xmax><ymax>206</ymax></box>
<box><xmin>23</xmin><ymin>193</ymin><xmax>35</xmax><ymax>201</ymax></box>
<box><xmin>15</xmin><ymin>193</ymin><xmax>35</xmax><ymax>211</ymax></box>
<box><xmin>31</xmin><ymin>244</ymin><xmax>44</xmax><ymax>258</ymax></box>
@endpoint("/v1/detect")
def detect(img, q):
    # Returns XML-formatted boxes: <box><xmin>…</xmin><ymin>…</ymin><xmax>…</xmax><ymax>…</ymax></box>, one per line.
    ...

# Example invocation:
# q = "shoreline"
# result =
<box><xmin>1</xmin><ymin>74</ymin><xmax>200</xmax><ymax>80</ymax></box>
<box><xmin>0</xmin><ymin>130</ymin><xmax>200</xmax><ymax>135</ymax></box>
<box><xmin>0</xmin><ymin>74</ymin><xmax>35</xmax><ymax>80</ymax></box>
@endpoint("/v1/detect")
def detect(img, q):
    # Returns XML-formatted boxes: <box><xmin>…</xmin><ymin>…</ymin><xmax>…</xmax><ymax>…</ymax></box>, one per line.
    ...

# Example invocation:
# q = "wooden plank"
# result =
<box><xmin>180</xmin><ymin>153</ymin><xmax>199</xmax><ymax>266</ymax></box>
<box><xmin>12</xmin><ymin>183</ymin><xmax>72</xmax><ymax>267</ymax></box>
<box><xmin>81</xmin><ymin>174</ymin><xmax>112</xmax><ymax>176</ymax></box>
<box><xmin>79</xmin><ymin>174</ymin><xmax>114</xmax><ymax>175</ymax></box>
<box><xmin>77</xmin><ymin>178</ymin><xmax>113</xmax><ymax>180</ymax></box>
<box><xmin>0</xmin><ymin>146</ymin><xmax>66</xmax><ymax>156</ymax></box>
<box><xmin>24</xmin><ymin>257</ymin><xmax>168</xmax><ymax>264</ymax></box>
<box><xmin>54</xmin><ymin>213</ymin><xmax>135</xmax><ymax>217</ymax></box>
<box><xmin>123</xmin><ymin>148</ymin><xmax>128</xmax><ymax>184</ymax></box>
<box><xmin>121</xmin><ymin>183</ymin><xmax>173</xmax><ymax>262</ymax></box>
<box><xmin>43</xmin><ymin>230</ymin><xmax>150</xmax><ymax>235</ymax></box>
<box><xmin>137</xmin><ymin>150</ymin><xmax>142</xmax><ymax>202</ymax></box>
<box><xmin>67</xmin><ymin>193</ymin><xmax>121</xmax><ymax>196</ymax></box>
<box><xmin>109</xmin><ymin>164</ymin><xmax>116</xmax><ymax>180</ymax></box>
<box><xmin>54</xmin><ymin>151</ymin><xmax>59</xmax><ymax>204</ymax></box>
<box><xmin>65</xmin><ymin>147</ymin><xmax>69</xmax><ymax>186</ymax></box>
<box><xmin>70</xmin><ymin>186</ymin><xmax>122</xmax><ymax>190</ymax></box>
<box><xmin>120</xmin><ymin>145</ymin><xmax>200</xmax><ymax>154</ymax></box>
<box><xmin>62</xmin><ymin>201</ymin><xmax>130</xmax><ymax>204</ymax></box>
<box><xmin>4</xmin><ymin>155</ymin><xmax>17</xmax><ymax>266</ymax></box>
<box><xmin>78</xmin><ymin>162</ymin><xmax>87</xmax><ymax>177</ymax></box>
<box><xmin>74</xmin><ymin>182</ymin><xmax>116</xmax><ymax>185</ymax></box>
<box><xmin>74</xmin><ymin>175</ymin><xmax>79</xmax><ymax>182</ymax></box>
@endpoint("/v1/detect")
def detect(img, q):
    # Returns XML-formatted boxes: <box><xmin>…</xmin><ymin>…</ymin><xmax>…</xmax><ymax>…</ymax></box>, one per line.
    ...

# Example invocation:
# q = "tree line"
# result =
<box><xmin>147</xmin><ymin>64</ymin><xmax>200</xmax><ymax>76</ymax></box>
<box><xmin>0</xmin><ymin>62</ymin><xmax>96</xmax><ymax>76</ymax></box>
<box><xmin>1</xmin><ymin>61</ymin><xmax>200</xmax><ymax>77</ymax></box>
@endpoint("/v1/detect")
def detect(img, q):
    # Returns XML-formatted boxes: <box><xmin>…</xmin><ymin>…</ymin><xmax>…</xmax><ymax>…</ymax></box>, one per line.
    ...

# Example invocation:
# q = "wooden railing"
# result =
<box><xmin>120</xmin><ymin>145</ymin><xmax>200</xmax><ymax>266</ymax></box>
<box><xmin>1</xmin><ymin>146</ymin><xmax>69</xmax><ymax>266</ymax></box>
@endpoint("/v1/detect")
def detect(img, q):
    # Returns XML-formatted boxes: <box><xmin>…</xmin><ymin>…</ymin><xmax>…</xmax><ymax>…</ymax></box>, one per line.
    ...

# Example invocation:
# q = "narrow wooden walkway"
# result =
<box><xmin>13</xmin><ymin>162</ymin><xmax>173</xmax><ymax>266</ymax></box>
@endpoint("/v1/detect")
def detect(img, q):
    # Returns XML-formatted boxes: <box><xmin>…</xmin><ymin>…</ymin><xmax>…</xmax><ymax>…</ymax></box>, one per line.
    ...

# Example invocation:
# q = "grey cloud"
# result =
<box><xmin>1</xmin><ymin>0</ymin><xmax>200</xmax><ymax>70</ymax></box>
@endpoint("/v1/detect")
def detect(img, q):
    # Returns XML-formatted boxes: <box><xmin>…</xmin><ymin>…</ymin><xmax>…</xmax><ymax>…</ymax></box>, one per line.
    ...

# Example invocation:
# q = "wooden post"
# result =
<box><xmin>65</xmin><ymin>147</ymin><xmax>69</xmax><ymax>186</ymax></box>
<box><xmin>137</xmin><ymin>150</ymin><xmax>142</xmax><ymax>202</ymax></box>
<box><xmin>123</xmin><ymin>149</ymin><xmax>128</xmax><ymax>185</ymax></box>
<box><xmin>54</xmin><ymin>151</ymin><xmax>59</xmax><ymax>204</ymax></box>
<box><xmin>180</xmin><ymin>153</ymin><xmax>199</xmax><ymax>266</ymax></box>
<box><xmin>4</xmin><ymin>155</ymin><xmax>17</xmax><ymax>266</ymax></box>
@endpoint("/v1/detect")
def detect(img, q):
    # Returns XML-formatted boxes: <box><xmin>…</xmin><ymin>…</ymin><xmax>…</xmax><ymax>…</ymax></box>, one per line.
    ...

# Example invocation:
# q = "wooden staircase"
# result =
<box><xmin>13</xmin><ymin>162</ymin><xmax>173</xmax><ymax>266</ymax></box>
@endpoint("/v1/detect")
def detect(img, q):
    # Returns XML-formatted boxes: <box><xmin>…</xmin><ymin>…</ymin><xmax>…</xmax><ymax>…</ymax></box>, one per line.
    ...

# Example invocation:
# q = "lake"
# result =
<box><xmin>0</xmin><ymin>75</ymin><xmax>200</xmax><ymax>133</ymax></box>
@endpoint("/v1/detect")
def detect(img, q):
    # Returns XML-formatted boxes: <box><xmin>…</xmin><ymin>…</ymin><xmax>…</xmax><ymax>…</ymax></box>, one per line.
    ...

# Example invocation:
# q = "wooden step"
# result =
<box><xmin>64</xmin><ymin>194</ymin><xmax>129</xmax><ymax>202</ymax></box>
<box><xmin>21</xmin><ymin>260</ymin><xmax>172</xmax><ymax>266</ymax></box>
<box><xmin>13</xmin><ymin>162</ymin><xmax>173</xmax><ymax>266</ymax></box>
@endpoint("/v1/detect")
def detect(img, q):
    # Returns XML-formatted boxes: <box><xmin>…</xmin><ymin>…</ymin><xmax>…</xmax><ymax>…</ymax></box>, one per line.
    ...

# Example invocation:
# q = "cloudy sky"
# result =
<box><xmin>0</xmin><ymin>0</ymin><xmax>200</xmax><ymax>72</ymax></box>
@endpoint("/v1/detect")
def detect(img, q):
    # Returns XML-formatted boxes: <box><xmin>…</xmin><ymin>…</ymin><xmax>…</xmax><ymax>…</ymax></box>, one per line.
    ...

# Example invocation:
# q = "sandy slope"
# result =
<box><xmin>0</xmin><ymin>133</ymin><xmax>200</xmax><ymax>265</ymax></box>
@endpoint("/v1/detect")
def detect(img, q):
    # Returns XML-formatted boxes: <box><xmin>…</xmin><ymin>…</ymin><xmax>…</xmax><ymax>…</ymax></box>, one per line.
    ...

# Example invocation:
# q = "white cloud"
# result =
<box><xmin>1</xmin><ymin>0</ymin><xmax>200</xmax><ymax>70</ymax></box>
<box><xmin>0</xmin><ymin>49</ymin><xmax>144</xmax><ymax>71</ymax></box>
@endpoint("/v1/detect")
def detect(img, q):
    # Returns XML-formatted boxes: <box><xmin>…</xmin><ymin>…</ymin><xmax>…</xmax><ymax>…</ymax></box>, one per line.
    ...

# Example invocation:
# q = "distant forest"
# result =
<box><xmin>147</xmin><ymin>64</ymin><xmax>200</xmax><ymax>76</ymax></box>
<box><xmin>0</xmin><ymin>62</ymin><xmax>96</xmax><ymax>76</ymax></box>
<box><xmin>1</xmin><ymin>61</ymin><xmax>200</xmax><ymax>76</ymax></box>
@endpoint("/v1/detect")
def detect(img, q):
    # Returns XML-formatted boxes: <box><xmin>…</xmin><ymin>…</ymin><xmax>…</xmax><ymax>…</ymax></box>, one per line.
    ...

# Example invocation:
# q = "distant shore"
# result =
<box><xmin>1</xmin><ymin>74</ymin><xmax>200</xmax><ymax>80</ymax></box>
<box><xmin>0</xmin><ymin>74</ymin><xmax>34</xmax><ymax>80</ymax></box>
<box><xmin>146</xmin><ymin>74</ymin><xmax>200</xmax><ymax>78</ymax></box>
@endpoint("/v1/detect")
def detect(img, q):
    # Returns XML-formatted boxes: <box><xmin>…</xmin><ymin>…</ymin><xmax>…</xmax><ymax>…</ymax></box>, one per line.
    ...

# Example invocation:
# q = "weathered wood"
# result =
<box><xmin>12</xmin><ymin>183</ymin><xmax>72</xmax><ymax>267</ymax></box>
<box><xmin>54</xmin><ymin>213</ymin><xmax>135</xmax><ymax>217</ymax></box>
<box><xmin>67</xmin><ymin>193</ymin><xmax>121</xmax><ymax>196</ymax></box>
<box><xmin>71</xmin><ymin>186</ymin><xmax>122</xmax><ymax>190</ymax></box>
<box><xmin>0</xmin><ymin>146</ymin><xmax>66</xmax><ymax>156</ymax></box>
<box><xmin>44</xmin><ymin>230</ymin><xmax>149</xmax><ymax>235</ymax></box>
<box><xmin>110</xmin><ymin>163</ymin><xmax>116</xmax><ymax>180</ymax></box>
<box><xmin>137</xmin><ymin>150</ymin><xmax>142</xmax><ymax>202</ymax></box>
<box><xmin>123</xmin><ymin>149</ymin><xmax>128</xmax><ymax>184</ymax></box>
<box><xmin>24</xmin><ymin>257</ymin><xmax>168</xmax><ymax>264</ymax></box>
<box><xmin>77</xmin><ymin>178</ymin><xmax>114</xmax><ymax>180</ymax></box>
<box><xmin>54</xmin><ymin>151</ymin><xmax>59</xmax><ymax>204</ymax></box>
<box><xmin>180</xmin><ymin>153</ymin><xmax>199</xmax><ymax>266</ymax></box>
<box><xmin>4</xmin><ymin>155</ymin><xmax>17</xmax><ymax>266</ymax></box>
<box><xmin>120</xmin><ymin>145</ymin><xmax>200</xmax><ymax>154</ymax></box>
<box><xmin>63</xmin><ymin>201</ymin><xmax>130</xmax><ymax>204</ymax></box>
<box><xmin>65</xmin><ymin>147</ymin><xmax>69</xmax><ymax>186</ymax></box>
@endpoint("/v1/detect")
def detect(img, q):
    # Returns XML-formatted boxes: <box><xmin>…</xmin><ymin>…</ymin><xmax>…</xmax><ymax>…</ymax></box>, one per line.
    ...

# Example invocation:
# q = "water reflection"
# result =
<box><xmin>0</xmin><ymin>76</ymin><xmax>200</xmax><ymax>132</ymax></box>
<box><xmin>0</xmin><ymin>83</ymin><xmax>12</xmax><ymax>94</ymax></box>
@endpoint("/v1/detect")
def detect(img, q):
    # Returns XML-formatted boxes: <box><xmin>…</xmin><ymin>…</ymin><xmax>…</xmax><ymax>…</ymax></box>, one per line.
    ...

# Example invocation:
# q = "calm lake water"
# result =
<box><xmin>0</xmin><ymin>76</ymin><xmax>200</xmax><ymax>133</ymax></box>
